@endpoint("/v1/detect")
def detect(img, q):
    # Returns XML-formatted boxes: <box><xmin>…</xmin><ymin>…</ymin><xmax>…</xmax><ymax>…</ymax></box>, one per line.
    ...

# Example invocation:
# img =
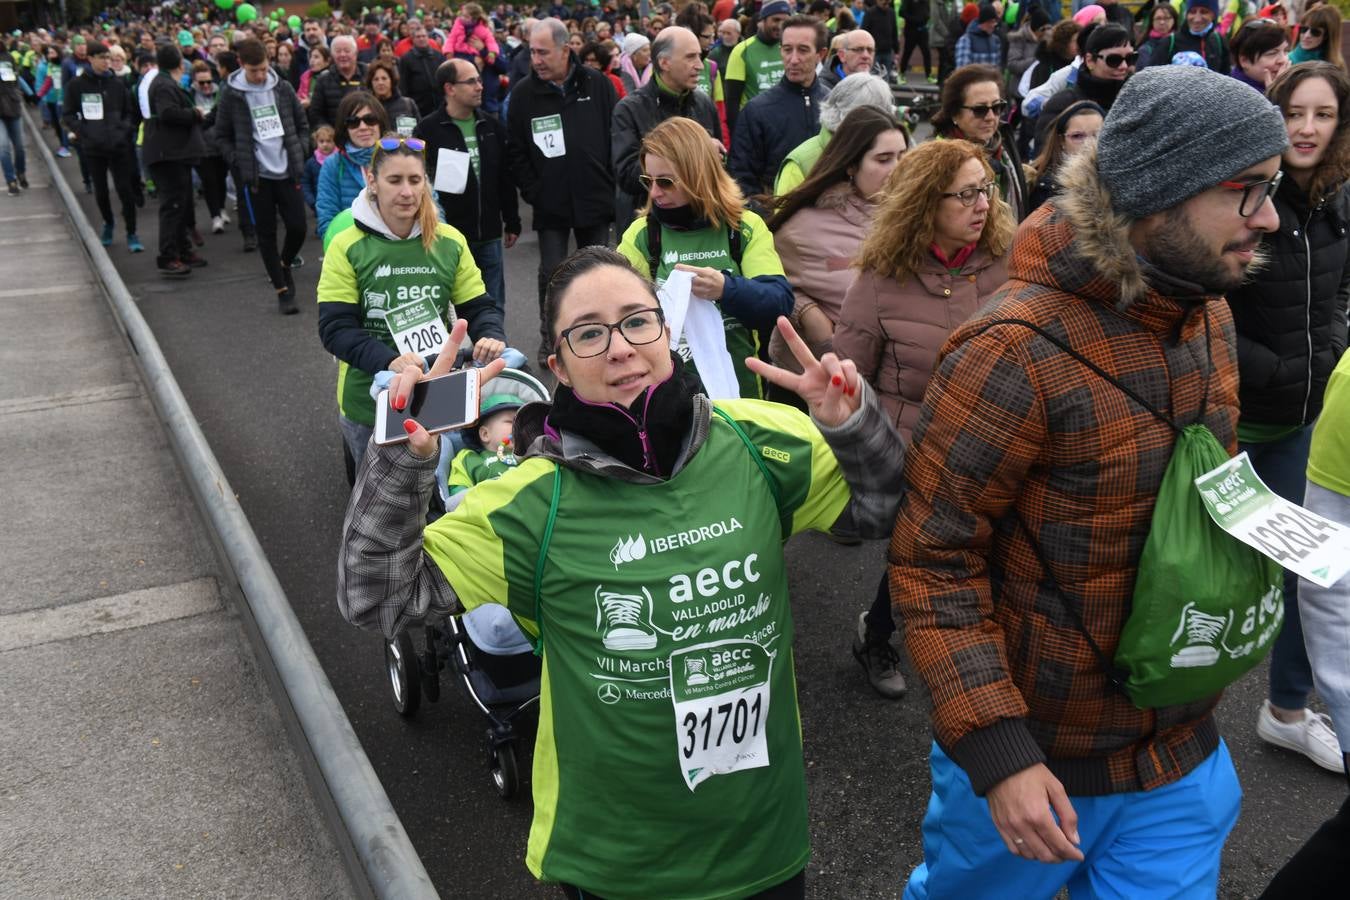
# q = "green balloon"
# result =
<box><xmin>373</xmin><ymin>5</ymin><xmax>383</xmax><ymax>12</ymax></box>
<box><xmin>214</xmin><ymin>0</ymin><xmax>234</xmax><ymax>9</ymax></box>
<box><xmin>395</xmin><ymin>5</ymin><xmax>404</xmax><ymax>12</ymax></box>
<box><xmin>269</xmin><ymin>18</ymin><xmax>280</xmax><ymax>30</ymax></box>
<box><xmin>288</xmin><ymin>14</ymin><xmax>302</xmax><ymax>29</ymax></box>
<box><xmin>235</xmin><ymin>2</ymin><xmax>257</xmax><ymax>23</ymax></box>
<box><xmin>270</xmin><ymin>10</ymin><xmax>279</xmax><ymax>18</ymax></box>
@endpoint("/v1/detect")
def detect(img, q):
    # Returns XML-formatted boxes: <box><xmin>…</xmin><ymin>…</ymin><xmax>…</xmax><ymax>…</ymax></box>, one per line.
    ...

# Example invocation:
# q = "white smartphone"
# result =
<box><xmin>374</xmin><ymin>369</ymin><xmax>480</xmax><ymax>446</ymax></box>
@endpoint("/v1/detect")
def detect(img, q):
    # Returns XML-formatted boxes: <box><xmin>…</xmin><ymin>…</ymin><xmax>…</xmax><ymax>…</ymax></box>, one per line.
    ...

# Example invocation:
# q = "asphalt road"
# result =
<box><xmin>40</xmin><ymin>132</ymin><xmax>1346</xmax><ymax>898</ymax></box>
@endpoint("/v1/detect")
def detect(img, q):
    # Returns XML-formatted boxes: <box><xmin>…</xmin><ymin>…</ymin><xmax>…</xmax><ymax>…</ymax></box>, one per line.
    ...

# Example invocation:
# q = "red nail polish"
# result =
<box><xmin>831</xmin><ymin>375</ymin><xmax>842</xmax><ymax>387</ymax></box>
<box><xmin>394</xmin><ymin>395</ymin><xmax>405</xmax><ymax>411</ymax></box>
<box><xmin>403</xmin><ymin>419</ymin><xmax>418</xmax><ymax>434</ymax></box>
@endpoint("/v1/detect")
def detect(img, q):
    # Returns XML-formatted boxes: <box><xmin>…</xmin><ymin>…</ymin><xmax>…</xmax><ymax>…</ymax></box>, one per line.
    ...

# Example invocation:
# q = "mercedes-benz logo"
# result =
<box><xmin>596</xmin><ymin>682</ymin><xmax>621</xmax><ymax>705</ymax></box>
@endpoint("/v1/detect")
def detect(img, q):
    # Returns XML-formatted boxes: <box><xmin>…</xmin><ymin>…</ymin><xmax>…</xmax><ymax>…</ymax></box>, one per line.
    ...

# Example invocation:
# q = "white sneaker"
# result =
<box><xmin>221</xmin><ymin>210</ymin><xmax>230</xmax><ymax>225</ymax></box>
<box><xmin>1256</xmin><ymin>700</ymin><xmax>1344</xmax><ymax>773</ymax></box>
<box><xmin>211</xmin><ymin>214</ymin><xmax>225</xmax><ymax>234</ymax></box>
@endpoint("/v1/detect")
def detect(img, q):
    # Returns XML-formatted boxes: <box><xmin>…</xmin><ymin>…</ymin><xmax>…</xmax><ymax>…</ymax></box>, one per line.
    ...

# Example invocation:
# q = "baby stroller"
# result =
<box><xmin>382</xmin><ymin>368</ymin><xmax>550</xmax><ymax>799</ymax></box>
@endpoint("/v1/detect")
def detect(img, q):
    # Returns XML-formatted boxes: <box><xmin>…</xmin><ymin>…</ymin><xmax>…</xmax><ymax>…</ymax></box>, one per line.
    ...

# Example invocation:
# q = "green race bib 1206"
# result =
<box><xmin>384</xmin><ymin>297</ymin><xmax>448</xmax><ymax>358</ymax></box>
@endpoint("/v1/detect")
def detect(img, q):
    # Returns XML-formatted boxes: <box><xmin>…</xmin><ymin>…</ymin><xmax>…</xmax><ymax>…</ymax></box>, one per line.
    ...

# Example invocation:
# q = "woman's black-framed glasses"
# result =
<box><xmin>346</xmin><ymin>113</ymin><xmax>382</xmax><ymax>127</ymax></box>
<box><xmin>941</xmin><ymin>181</ymin><xmax>997</xmax><ymax>207</ymax></box>
<box><xmin>638</xmin><ymin>174</ymin><xmax>679</xmax><ymax>191</ymax></box>
<box><xmin>961</xmin><ymin>100</ymin><xmax>1009</xmax><ymax>119</ymax></box>
<box><xmin>1219</xmin><ymin>170</ymin><xmax>1283</xmax><ymax>218</ymax></box>
<box><xmin>558</xmin><ymin>307</ymin><xmax>666</xmax><ymax>358</ymax></box>
<box><xmin>1096</xmin><ymin>50</ymin><xmax>1139</xmax><ymax>68</ymax></box>
<box><xmin>376</xmin><ymin>136</ymin><xmax>426</xmax><ymax>153</ymax></box>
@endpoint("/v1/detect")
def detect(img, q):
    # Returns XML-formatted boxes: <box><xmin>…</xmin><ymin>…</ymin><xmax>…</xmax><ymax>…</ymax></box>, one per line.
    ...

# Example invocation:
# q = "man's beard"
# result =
<box><xmin>1141</xmin><ymin>205</ymin><xmax>1265</xmax><ymax>294</ymax></box>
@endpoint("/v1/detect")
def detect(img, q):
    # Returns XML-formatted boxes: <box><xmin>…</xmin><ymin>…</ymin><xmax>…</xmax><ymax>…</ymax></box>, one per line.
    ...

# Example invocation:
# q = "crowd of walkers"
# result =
<box><xmin>6</xmin><ymin>0</ymin><xmax>1350</xmax><ymax>896</ymax></box>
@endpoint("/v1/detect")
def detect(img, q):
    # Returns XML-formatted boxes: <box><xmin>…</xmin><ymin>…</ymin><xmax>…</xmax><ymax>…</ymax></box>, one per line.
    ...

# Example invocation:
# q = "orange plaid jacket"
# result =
<box><xmin>890</xmin><ymin>157</ymin><xmax>1241</xmax><ymax>797</ymax></box>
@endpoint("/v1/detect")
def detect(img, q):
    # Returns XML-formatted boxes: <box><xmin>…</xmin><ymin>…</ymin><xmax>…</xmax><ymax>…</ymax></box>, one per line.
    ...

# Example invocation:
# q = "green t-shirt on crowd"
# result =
<box><xmin>453</xmin><ymin>115</ymin><xmax>481</xmax><ymax>180</ymax></box>
<box><xmin>1307</xmin><ymin>350</ymin><xmax>1350</xmax><ymax>496</ymax></box>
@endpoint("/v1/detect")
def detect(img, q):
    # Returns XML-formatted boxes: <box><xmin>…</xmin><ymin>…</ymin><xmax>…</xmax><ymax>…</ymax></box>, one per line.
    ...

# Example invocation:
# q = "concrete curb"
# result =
<box><xmin>20</xmin><ymin>108</ymin><xmax>437</xmax><ymax>900</ymax></box>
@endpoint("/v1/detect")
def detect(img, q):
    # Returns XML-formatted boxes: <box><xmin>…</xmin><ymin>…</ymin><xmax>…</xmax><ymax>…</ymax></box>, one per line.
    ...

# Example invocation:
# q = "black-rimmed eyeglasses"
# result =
<box><xmin>961</xmin><ymin>100</ymin><xmax>1009</xmax><ymax>119</ymax></box>
<box><xmin>557</xmin><ymin>307</ymin><xmax>666</xmax><ymax>358</ymax></box>
<box><xmin>1219</xmin><ymin>170</ymin><xmax>1283</xmax><ymax>218</ymax></box>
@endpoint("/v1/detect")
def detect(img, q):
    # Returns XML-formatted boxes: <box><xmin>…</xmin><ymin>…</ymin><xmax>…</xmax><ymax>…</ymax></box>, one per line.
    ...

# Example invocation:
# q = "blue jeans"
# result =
<box><xmin>469</xmin><ymin>238</ymin><xmax>506</xmax><ymax>320</ymax></box>
<box><xmin>1241</xmin><ymin>426</ymin><xmax>1316</xmax><ymax>710</ymax></box>
<box><xmin>904</xmin><ymin>741</ymin><xmax>1242</xmax><ymax>900</ymax></box>
<box><xmin>340</xmin><ymin>414</ymin><xmax>375</xmax><ymax>477</ymax></box>
<box><xmin>0</xmin><ymin>115</ymin><xmax>25</xmax><ymax>182</ymax></box>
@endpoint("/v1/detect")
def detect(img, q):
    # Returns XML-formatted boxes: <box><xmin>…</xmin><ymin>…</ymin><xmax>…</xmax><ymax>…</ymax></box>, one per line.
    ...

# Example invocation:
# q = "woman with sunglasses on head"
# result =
<box><xmin>1026</xmin><ymin>100</ymin><xmax>1104</xmax><ymax>213</ymax></box>
<box><xmin>617</xmin><ymin>117</ymin><xmax>793</xmax><ymax>400</ymax></box>
<box><xmin>1223</xmin><ymin>61</ymin><xmax>1350</xmax><ymax>774</ymax></box>
<box><xmin>1230</xmin><ymin>16</ymin><xmax>1292</xmax><ymax>91</ymax></box>
<box><xmin>932</xmin><ymin>64</ymin><xmax>1028</xmax><ymax>220</ymax></box>
<box><xmin>831</xmin><ymin>139</ymin><xmax>1014</xmax><ymax>701</ymax></box>
<box><xmin>319</xmin><ymin>134</ymin><xmax>507</xmax><ymax>478</ymax></box>
<box><xmin>1290</xmin><ymin>5</ymin><xmax>1345</xmax><ymax>68</ymax></box>
<box><xmin>337</xmin><ymin>244</ymin><xmax>904</xmax><ymax>900</ymax></box>
<box><xmin>316</xmin><ymin>91</ymin><xmax>388</xmax><ymax>239</ymax></box>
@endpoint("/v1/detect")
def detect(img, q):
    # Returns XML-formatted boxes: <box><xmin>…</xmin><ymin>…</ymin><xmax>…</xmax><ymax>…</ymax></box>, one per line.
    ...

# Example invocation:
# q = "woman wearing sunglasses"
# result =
<box><xmin>315</xmin><ymin>90</ymin><xmax>388</xmax><ymax>238</ymax></box>
<box><xmin>1034</xmin><ymin>24</ymin><xmax>1134</xmax><ymax>150</ymax></box>
<box><xmin>338</xmin><ymin>244</ymin><xmax>905</xmax><ymax>900</ymax></box>
<box><xmin>1026</xmin><ymin>100</ymin><xmax>1105</xmax><ymax>213</ymax></box>
<box><xmin>319</xmin><ymin>134</ymin><xmax>508</xmax><ymax>479</ymax></box>
<box><xmin>1290</xmin><ymin>5</ymin><xmax>1345</xmax><ymax>68</ymax></box>
<box><xmin>616</xmin><ymin>117</ymin><xmax>793</xmax><ymax>399</ymax></box>
<box><xmin>932</xmin><ymin>64</ymin><xmax>1028</xmax><ymax>220</ymax></box>
<box><xmin>1224</xmin><ymin>61</ymin><xmax>1350</xmax><ymax>774</ymax></box>
<box><xmin>831</xmin><ymin>139</ymin><xmax>1014</xmax><ymax>701</ymax></box>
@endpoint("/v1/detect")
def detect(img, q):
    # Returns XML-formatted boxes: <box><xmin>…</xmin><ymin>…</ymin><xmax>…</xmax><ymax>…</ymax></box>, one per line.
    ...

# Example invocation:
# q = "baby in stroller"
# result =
<box><xmin>383</xmin><ymin>369</ymin><xmax>550</xmax><ymax>798</ymax></box>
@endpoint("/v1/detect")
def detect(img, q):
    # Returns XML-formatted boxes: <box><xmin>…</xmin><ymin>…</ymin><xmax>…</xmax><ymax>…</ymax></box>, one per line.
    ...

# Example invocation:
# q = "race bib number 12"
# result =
<box><xmin>670</xmin><ymin>639</ymin><xmax>772</xmax><ymax>791</ymax></box>
<box><xmin>385</xmin><ymin>297</ymin><xmax>448</xmax><ymax>358</ymax></box>
<box><xmin>531</xmin><ymin>114</ymin><xmax>565</xmax><ymax>158</ymax></box>
<box><xmin>1195</xmin><ymin>452</ymin><xmax>1350</xmax><ymax>588</ymax></box>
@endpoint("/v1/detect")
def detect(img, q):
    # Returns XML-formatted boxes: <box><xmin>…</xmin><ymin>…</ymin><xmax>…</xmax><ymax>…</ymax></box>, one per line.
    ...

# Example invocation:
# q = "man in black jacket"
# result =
<box><xmin>611</xmin><ymin>26</ymin><xmax>721</xmax><ymax>235</ymax></box>
<box><xmin>504</xmin><ymin>17</ymin><xmax>618</xmax><ymax>364</ymax></box>
<box><xmin>397</xmin><ymin>20</ymin><xmax>447</xmax><ymax>118</ymax></box>
<box><xmin>416</xmin><ymin>58</ymin><xmax>521</xmax><ymax>320</ymax></box>
<box><xmin>62</xmin><ymin>41</ymin><xmax>140</xmax><ymax>252</ymax></box>
<box><xmin>729</xmin><ymin>15</ymin><xmax>829</xmax><ymax>202</ymax></box>
<box><xmin>864</xmin><ymin>0</ymin><xmax>901</xmax><ymax>80</ymax></box>
<box><xmin>308</xmin><ymin>35</ymin><xmax>365</xmax><ymax>129</ymax></box>
<box><xmin>142</xmin><ymin>43</ymin><xmax>208</xmax><ymax>277</ymax></box>
<box><xmin>214</xmin><ymin>38</ymin><xmax>310</xmax><ymax>315</ymax></box>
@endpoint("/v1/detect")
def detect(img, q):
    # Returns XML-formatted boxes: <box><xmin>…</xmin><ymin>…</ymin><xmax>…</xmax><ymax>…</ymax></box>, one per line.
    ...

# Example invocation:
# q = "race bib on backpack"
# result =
<box><xmin>251</xmin><ymin>102</ymin><xmax>284</xmax><ymax>140</ymax></box>
<box><xmin>81</xmin><ymin>93</ymin><xmax>104</xmax><ymax>120</ymax></box>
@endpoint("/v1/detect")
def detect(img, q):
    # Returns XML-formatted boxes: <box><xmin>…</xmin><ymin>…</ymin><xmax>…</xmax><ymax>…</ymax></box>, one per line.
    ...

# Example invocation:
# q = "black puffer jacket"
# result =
<box><xmin>61</xmin><ymin>69</ymin><xmax>136</xmax><ymax>156</ymax></box>
<box><xmin>611</xmin><ymin>76</ymin><xmax>720</xmax><ymax>204</ymax></box>
<box><xmin>728</xmin><ymin>75</ymin><xmax>828</xmax><ymax>200</ymax></box>
<box><xmin>1227</xmin><ymin>177</ymin><xmax>1350</xmax><ymax>426</ymax></box>
<box><xmin>306</xmin><ymin>62</ymin><xmax>366</xmax><ymax>129</ymax></box>
<box><xmin>504</xmin><ymin>60</ymin><xmax>619</xmax><ymax>230</ymax></box>
<box><xmin>212</xmin><ymin>69</ymin><xmax>309</xmax><ymax>185</ymax></box>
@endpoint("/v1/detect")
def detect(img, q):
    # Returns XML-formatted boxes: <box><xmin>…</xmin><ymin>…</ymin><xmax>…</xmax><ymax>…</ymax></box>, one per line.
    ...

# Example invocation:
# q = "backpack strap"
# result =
<box><xmin>711</xmin><ymin>405</ymin><xmax>791</xmax><ymax>540</ymax></box>
<box><xmin>644</xmin><ymin>220</ymin><xmax>661</xmax><ymax>281</ymax></box>
<box><xmin>975</xmin><ymin>318</ymin><xmax>1182</xmax><ymax>435</ymax></box>
<box><xmin>728</xmin><ymin>221</ymin><xmax>744</xmax><ymax>270</ymax></box>
<box><xmin>529</xmin><ymin>463</ymin><xmax>563</xmax><ymax>656</ymax></box>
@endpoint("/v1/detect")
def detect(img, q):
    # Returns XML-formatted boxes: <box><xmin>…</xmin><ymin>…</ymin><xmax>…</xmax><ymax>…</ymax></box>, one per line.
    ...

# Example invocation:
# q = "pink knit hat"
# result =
<box><xmin>1073</xmin><ymin>4</ymin><xmax>1106</xmax><ymax>25</ymax></box>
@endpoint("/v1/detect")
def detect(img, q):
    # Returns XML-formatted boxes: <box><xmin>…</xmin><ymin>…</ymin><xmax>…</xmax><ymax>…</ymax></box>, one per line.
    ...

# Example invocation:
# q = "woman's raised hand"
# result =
<box><xmin>745</xmin><ymin>317</ymin><xmax>862</xmax><ymax>428</ymax></box>
<box><xmin>390</xmin><ymin>319</ymin><xmax>509</xmax><ymax>458</ymax></box>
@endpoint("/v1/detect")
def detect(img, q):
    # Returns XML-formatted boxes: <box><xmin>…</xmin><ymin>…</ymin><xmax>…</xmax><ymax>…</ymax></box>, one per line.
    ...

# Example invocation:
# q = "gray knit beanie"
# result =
<box><xmin>1097</xmin><ymin>65</ymin><xmax>1289</xmax><ymax>219</ymax></box>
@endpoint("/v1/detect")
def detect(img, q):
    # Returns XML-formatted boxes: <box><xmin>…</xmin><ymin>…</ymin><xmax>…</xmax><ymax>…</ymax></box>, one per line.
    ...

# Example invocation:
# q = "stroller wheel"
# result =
<box><xmin>385</xmin><ymin>632</ymin><xmax>422</xmax><ymax>717</ymax></box>
<box><xmin>490</xmin><ymin>743</ymin><xmax>519</xmax><ymax>799</ymax></box>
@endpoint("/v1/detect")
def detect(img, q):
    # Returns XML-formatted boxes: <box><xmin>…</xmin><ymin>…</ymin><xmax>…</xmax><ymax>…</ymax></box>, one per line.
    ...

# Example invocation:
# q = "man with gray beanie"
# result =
<box><xmin>891</xmin><ymin>64</ymin><xmax>1287</xmax><ymax>898</ymax></box>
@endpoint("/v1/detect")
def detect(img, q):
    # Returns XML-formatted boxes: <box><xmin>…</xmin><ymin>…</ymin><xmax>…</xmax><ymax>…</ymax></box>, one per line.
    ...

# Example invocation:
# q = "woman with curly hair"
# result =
<box><xmin>831</xmin><ymin>138</ymin><xmax>1014</xmax><ymax>698</ymax></box>
<box><xmin>616</xmin><ymin>117</ymin><xmax>792</xmax><ymax>399</ymax></box>
<box><xmin>1227</xmin><ymin>61</ymin><xmax>1350</xmax><ymax>772</ymax></box>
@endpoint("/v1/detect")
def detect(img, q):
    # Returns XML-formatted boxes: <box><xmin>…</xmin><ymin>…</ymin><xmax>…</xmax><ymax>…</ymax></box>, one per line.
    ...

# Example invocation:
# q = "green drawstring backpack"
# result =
<box><xmin>985</xmin><ymin>318</ymin><xmax>1283</xmax><ymax>709</ymax></box>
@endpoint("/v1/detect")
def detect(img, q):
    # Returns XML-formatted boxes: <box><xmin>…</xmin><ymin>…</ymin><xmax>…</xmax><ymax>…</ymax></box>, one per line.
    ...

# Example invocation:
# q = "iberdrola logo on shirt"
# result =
<box><xmin>662</xmin><ymin>249</ymin><xmax>679</xmax><ymax>267</ymax></box>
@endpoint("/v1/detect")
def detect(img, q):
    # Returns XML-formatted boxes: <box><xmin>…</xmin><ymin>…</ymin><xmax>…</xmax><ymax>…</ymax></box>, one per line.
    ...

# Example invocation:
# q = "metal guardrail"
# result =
<box><xmin>20</xmin><ymin>106</ymin><xmax>438</xmax><ymax>900</ymax></box>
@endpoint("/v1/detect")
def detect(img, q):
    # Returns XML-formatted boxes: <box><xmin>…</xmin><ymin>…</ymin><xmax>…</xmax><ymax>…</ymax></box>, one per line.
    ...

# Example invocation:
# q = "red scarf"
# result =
<box><xmin>930</xmin><ymin>242</ymin><xmax>977</xmax><ymax>271</ymax></box>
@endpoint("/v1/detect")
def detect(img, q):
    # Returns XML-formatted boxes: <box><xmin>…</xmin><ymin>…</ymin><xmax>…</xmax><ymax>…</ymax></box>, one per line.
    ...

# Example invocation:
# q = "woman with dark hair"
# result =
<box><xmin>766</xmin><ymin>106</ymin><xmax>907</xmax><ymax>380</ymax></box>
<box><xmin>1136</xmin><ymin>0</ymin><xmax>1178</xmax><ymax>67</ymax></box>
<box><xmin>931</xmin><ymin>64</ymin><xmax>1028</xmax><ymax>220</ymax></box>
<box><xmin>1230</xmin><ymin>17</ymin><xmax>1291</xmax><ymax>90</ymax></box>
<box><xmin>832</xmin><ymin>138</ymin><xmax>1015</xmax><ymax>698</ymax></box>
<box><xmin>363</xmin><ymin>58</ymin><xmax>420</xmax><ymax>134</ymax></box>
<box><xmin>1026</xmin><ymin>100</ymin><xmax>1103</xmax><ymax>212</ymax></box>
<box><xmin>1021</xmin><ymin>19</ymin><xmax>1080</xmax><ymax>94</ymax></box>
<box><xmin>316</xmin><ymin>90</ymin><xmax>389</xmax><ymax>237</ymax></box>
<box><xmin>298</xmin><ymin>44</ymin><xmax>330</xmax><ymax>106</ymax></box>
<box><xmin>1229</xmin><ymin>61</ymin><xmax>1350</xmax><ymax>774</ymax></box>
<box><xmin>1290</xmin><ymin>5</ymin><xmax>1345</xmax><ymax>68</ymax></box>
<box><xmin>1034</xmin><ymin>23</ymin><xmax>1134</xmax><ymax>147</ymax></box>
<box><xmin>336</xmin><ymin>243</ymin><xmax>904</xmax><ymax>899</ymax></box>
<box><xmin>580</xmin><ymin>40</ymin><xmax>626</xmax><ymax>98</ymax></box>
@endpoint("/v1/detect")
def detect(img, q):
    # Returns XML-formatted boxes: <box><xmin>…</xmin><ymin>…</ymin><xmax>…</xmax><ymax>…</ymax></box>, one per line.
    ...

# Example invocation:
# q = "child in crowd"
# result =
<box><xmin>446</xmin><ymin>394</ymin><xmax>521</xmax><ymax>498</ymax></box>
<box><xmin>303</xmin><ymin>125</ymin><xmax>336</xmax><ymax>234</ymax></box>
<box><xmin>447</xmin><ymin>3</ymin><xmax>501</xmax><ymax>60</ymax></box>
